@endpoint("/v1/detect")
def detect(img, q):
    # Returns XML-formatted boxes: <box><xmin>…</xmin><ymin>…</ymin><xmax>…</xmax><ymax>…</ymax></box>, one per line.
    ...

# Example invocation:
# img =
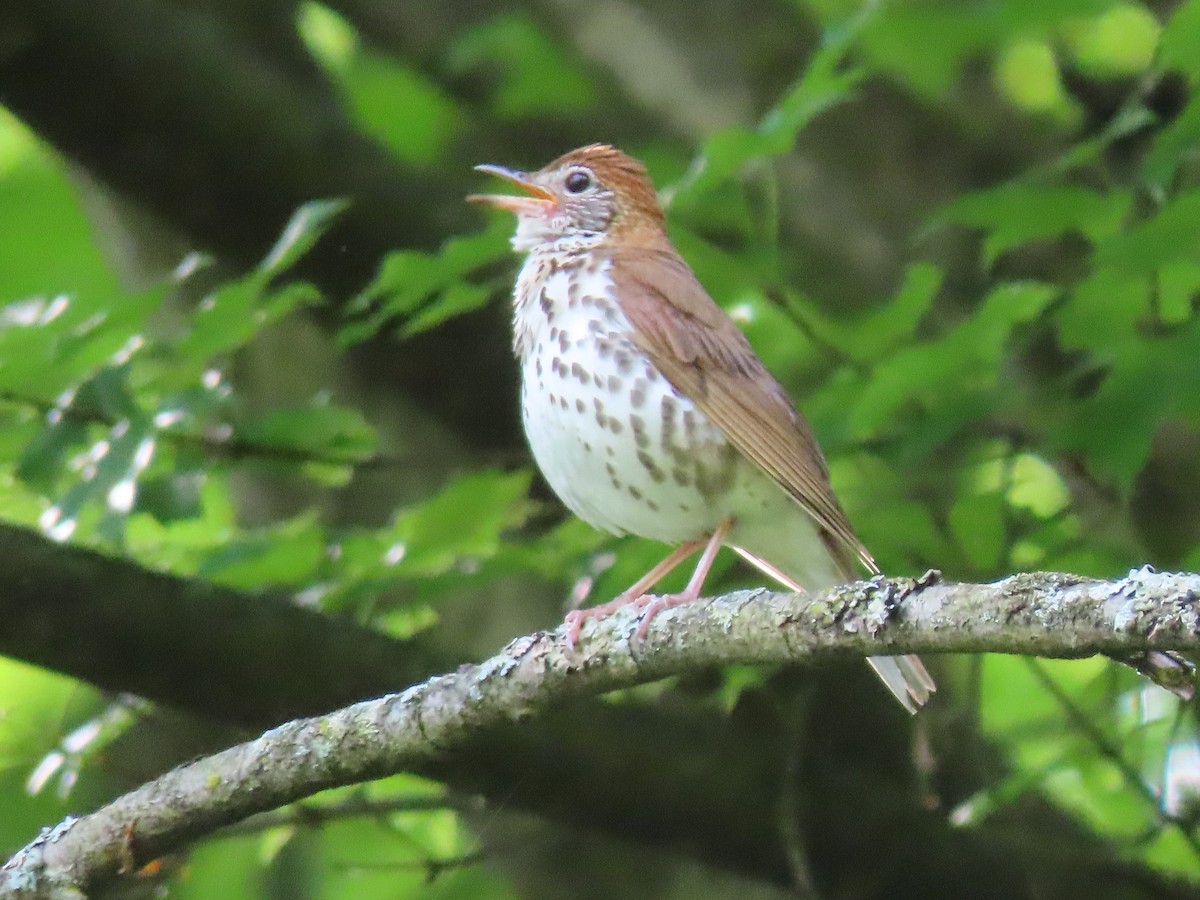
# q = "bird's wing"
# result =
<box><xmin>608</xmin><ymin>246</ymin><xmax>875</xmax><ymax>573</ymax></box>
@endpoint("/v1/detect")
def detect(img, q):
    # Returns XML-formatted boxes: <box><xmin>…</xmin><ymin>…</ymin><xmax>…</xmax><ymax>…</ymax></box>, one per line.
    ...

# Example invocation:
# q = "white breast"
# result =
<box><xmin>514</xmin><ymin>248</ymin><xmax>739</xmax><ymax>543</ymax></box>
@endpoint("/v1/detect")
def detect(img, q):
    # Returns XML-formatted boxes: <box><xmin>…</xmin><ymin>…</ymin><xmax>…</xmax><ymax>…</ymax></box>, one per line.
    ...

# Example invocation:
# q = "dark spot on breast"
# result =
<box><xmin>539</xmin><ymin>290</ymin><xmax>554</xmax><ymax>320</ymax></box>
<box><xmin>594</xmin><ymin>373</ymin><xmax>604</xmax><ymax>388</ymax></box>
<box><xmin>535</xmin><ymin>358</ymin><xmax>543</xmax><ymax>376</ymax></box>
<box><xmin>661</xmin><ymin>398</ymin><xmax>679</xmax><ymax>450</ymax></box>
<box><xmin>605</xmin><ymin>462</ymin><xmax>622</xmax><ymax>490</ymax></box>
<box><xmin>630</xmin><ymin>415</ymin><xmax>649</xmax><ymax>449</ymax></box>
<box><xmin>608</xmin><ymin>418</ymin><xmax>624</xmax><ymax>435</ymax></box>
<box><xmin>672</xmin><ymin>467</ymin><xmax>690</xmax><ymax>487</ymax></box>
<box><xmin>558</xmin><ymin>331</ymin><xmax>570</xmax><ymax>353</ymax></box>
<box><xmin>607</xmin><ymin>374</ymin><xmax>622</xmax><ymax>392</ymax></box>
<box><xmin>637</xmin><ymin>450</ymin><xmax>666</xmax><ymax>483</ymax></box>
<box><xmin>576</xmin><ymin>399</ymin><xmax>586</xmax><ymax>413</ymax></box>
<box><xmin>597</xmin><ymin>340</ymin><xmax>613</xmax><ymax>360</ymax></box>
<box><xmin>559</xmin><ymin>396</ymin><xmax>568</xmax><ymax>410</ymax></box>
<box><xmin>570</xmin><ymin>362</ymin><xmax>588</xmax><ymax>383</ymax></box>
<box><xmin>594</xmin><ymin>398</ymin><xmax>607</xmax><ymax>428</ymax></box>
<box><xmin>683</xmin><ymin>410</ymin><xmax>697</xmax><ymax>439</ymax></box>
<box><xmin>646</xmin><ymin>499</ymin><xmax>660</xmax><ymax>511</ymax></box>
<box><xmin>614</xmin><ymin>351</ymin><xmax>634</xmax><ymax>375</ymax></box>
<box><xmin>628</xmin><ymin>485</ymin><xmax>643</xmax><ymax>501</ymax></box>
<box><xmin>549</xmin><ymin>326</ymin><xmax>560</xmax><ymax>343</ymax></box>
<box><xmin>630</xmin><ymin>379</ymin><xmax>646</xmax><ymax>408</ymax></box>
<box><xmin>695</xmin><ymin>444</ymin><xmax>739</xmax><ymax>502</ymax></box>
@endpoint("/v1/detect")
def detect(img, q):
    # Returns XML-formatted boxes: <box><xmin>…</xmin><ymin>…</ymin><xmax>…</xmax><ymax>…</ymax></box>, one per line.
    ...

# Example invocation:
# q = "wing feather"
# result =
<box><xmin>608</xmin><ymin>246</ymin><xmax>875</xmax><ymax>573</ymax></box>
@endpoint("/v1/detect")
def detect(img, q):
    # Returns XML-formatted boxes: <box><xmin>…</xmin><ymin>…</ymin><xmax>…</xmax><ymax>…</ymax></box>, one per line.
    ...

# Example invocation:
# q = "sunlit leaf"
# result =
<box><xmin>257</xmin><ymin>199</ymin><xmax>349</xmax><ymax>279</ymax></box>
<box><xmin>197</xmin><ymin>515</ymin><xmax>326</xmax><ymax>589</ymax></box>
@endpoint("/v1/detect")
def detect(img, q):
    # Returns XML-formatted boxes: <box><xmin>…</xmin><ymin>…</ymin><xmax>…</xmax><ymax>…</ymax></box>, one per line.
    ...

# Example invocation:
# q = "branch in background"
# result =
<box><xmin>4</xmin><ymin>568</ymin><xmax>1199</xmax><ymax>897</ymax></box>
<box><xmin>0</xmin><ymin>522</ymin><xmax>436</xmax><ymax>727</ymax></box>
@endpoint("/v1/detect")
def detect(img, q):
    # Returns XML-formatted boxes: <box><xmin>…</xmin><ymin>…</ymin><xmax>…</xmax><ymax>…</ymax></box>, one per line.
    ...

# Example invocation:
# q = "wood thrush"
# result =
<box><xmin>470</xmin><ymin>144</ymin><xmax>934</xmax><ymax>712</ymax></box>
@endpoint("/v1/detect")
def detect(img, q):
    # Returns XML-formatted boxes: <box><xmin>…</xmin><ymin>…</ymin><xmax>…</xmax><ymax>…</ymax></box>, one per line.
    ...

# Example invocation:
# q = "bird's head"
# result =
<box><xmin>469</xmin><ymin>144</ymin><xmax>665</xmax><ymax>252</ymax></box>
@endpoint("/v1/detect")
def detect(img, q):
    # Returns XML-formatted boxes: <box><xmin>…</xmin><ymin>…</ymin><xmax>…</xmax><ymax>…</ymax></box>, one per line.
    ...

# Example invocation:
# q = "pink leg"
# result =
<box><xmin>565</xmin><ymin>540</ymin><xmax>702</xmax><ymax>649</ymax></box>
<box><xmin>634</xmin><ymin>518</ymin><xmax>733</xmax><ymax>641</ymax></box>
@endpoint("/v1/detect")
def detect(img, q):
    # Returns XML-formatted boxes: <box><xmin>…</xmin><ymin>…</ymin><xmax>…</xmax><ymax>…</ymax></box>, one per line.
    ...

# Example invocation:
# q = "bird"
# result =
<box><xmin>469</xmin><ymin>144</ymin><xmax>934</xmax><ymax>712</ymax></box>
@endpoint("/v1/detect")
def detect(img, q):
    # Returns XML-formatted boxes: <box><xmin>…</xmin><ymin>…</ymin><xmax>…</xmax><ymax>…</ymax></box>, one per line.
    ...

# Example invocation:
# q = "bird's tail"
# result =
<box><xmin>731</xmin><ymin>546</ymin><xmax>935</xmax><ymax>714</ymax></box>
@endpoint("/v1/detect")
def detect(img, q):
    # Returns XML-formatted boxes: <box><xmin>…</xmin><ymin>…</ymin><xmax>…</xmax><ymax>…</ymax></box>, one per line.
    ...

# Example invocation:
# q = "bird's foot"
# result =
<box><xmin>564</xmin><ymin>592</ymin><xmax>657</xmax><ymax>649</ymax></box>
<box><xmin>632</xmin><ymin>589</ymin><xmax>701</xmax><ymax>641</ymax></box>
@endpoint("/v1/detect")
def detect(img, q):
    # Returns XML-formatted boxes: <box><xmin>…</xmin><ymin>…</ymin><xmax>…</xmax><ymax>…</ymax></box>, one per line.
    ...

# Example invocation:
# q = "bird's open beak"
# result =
<box><xmin>467</xmin><ymin>165</ymin><xmax>556</xmax><ymax>214</ymax></box>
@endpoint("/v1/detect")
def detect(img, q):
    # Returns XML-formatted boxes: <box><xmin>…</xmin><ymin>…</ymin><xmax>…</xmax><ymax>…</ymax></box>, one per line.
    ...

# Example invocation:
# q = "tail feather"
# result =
<box><xmin>868</xmin><ymin>655</ymin><xmax>935</xmax><ymax>714</ymax></box>
<box><xmin>732</xmin><ymin>545</ymin><xmax>935</xmax><ymax>713</ymax></box>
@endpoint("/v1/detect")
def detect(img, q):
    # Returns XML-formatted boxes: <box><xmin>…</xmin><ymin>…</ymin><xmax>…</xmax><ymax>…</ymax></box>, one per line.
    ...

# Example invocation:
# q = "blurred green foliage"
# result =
<box><xmin>2</xmin><ymin>0</ymin><xmax>1200</xmax><ymax>895</ymax></box>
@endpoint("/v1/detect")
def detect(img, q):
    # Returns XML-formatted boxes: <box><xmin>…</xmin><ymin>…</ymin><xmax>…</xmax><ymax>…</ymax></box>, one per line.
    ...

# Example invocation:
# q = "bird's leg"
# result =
<box><xmin>634</xmin><ymin>518</ymin><xmax>733</xmax><ymax>641</ymax></box>
<box><xmin>565</xmin><ymin>540</ymin><xmax>702</xmax><ymax>648</ymax></box>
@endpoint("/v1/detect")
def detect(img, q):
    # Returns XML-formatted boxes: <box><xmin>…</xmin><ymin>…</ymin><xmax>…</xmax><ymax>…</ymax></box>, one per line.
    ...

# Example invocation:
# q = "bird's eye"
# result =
<box><xmin>564</xmin><ymin>169</ymin><xmax>592</xmax><ymax>194</ymax></box>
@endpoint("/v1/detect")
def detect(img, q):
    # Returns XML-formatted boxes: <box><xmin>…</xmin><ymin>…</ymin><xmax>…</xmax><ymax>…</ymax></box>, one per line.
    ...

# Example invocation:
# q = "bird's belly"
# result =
<box><xmin>521</xmin><ymin>327</ymin><xmax>744</xmax><ymax>544</ymax></box>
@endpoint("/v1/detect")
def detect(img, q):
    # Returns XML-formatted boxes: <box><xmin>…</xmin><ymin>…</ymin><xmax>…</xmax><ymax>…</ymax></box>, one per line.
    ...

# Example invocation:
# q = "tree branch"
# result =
<box><xmin>0</xmin><ymin>522</ymin><xmax>437</xmax><ymax>727</ymax></box>
<box><xmin>4</xmin><ymin>568</ymin><xmax>1199</xmax><ymax>897</ymax></box>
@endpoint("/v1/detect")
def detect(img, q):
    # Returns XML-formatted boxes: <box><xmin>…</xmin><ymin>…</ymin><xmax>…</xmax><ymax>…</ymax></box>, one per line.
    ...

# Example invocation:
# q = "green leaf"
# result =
<box><xmin>343</xmin><ymin>219</ymin><xmax>510</xmax><ymax>343</ymax></box>
<box><xmin>859</xmin><ymin>7</ymin><xmax>995</xmax><ymax>97</ymax></box>
<box><xmin>1092</xmin><ymin>189</ymin><xmax>1200</xmax><ymax>277</ymax></box>
<box><xmin>257</xmin><ymin>199</ymin><xmax>349</xmax><ymax>278</ymax></box>
<box><xmin>339</xmin><ymin>54</ymin><xmax>461</xmax><ymax>164</ymax></box>
<box><xmin>447</xmin><ymin>14</ymin><xmax>595</xmax><ymax>119</ymax></box>
<box><xmin>1157</xmin><ymin>0</ymin><xmax>1200</xmax><ymax>74</ymax></box>
<box><xmin>0</xmin><ymin>288</ymin><xmax>161</xmax><ymax>396</ymax></box>
<box><xmin>36</xmin><ymin>413</ymin><xmax>157</xmax><ymax>543</ymax></box>
<box><xmin>234</xmin><ymin>404</ymin><xmax>377</xmax><ymax>462</ymax></box>
<box><xmin>803</xmin><ymin>262</ymin><xmax>942</xmax><ymax>361</ymax></box>
<box><xmin>931</xmin><ymin>184</ymin><xmax>1131</xmax><ymax>266</ymax></box>
<box><xmin>949</xmin><ymin>487</ymin><xmax>1007</xmax><ymax>573</ymax></box>
<box><xmin>1158</xmin><ymin>260</ymin><xmax>1200</xmax><ymax>324</ymax></box>
<box><xmin>197</xmin><ymin>515</ymin><xmax>325</xmax><ymax>589</ymax></box>
<box><xmin>1006</xmin><ymin>453</ymin><xmax>1071</xmax><ymax>518</ymax></box>
<box><xmin>176</xmin><ymin>279</ymin><xmax>319</xmax><ymax>363</ymax></box>
<box><xmin>849</xmin><ymin>281</ymin><xmax>1057</xmax><ymax>439</ymax></box>
<box><xmin>1052</xmin><ymin>316</ymin><xmax>1200</xmax><ymax>487</ymax></box>
<box><xmin>1067</xmin><ymin>3</ymin><xmax>1161</xmax><ymax>76</ymax></box>
<box><xmin>1142</xmin><ymin>93</ymin><xmax>1200</xmax><ymax>191</ymax></box>
<box><xmin>1055</xmin><ymin>267</ymin><xmax>1146</xmax><ymax>357</ymax></box>
<box><xmin>385</xmin><ymin>470</ymin><xmax>533</xmax><ymax>577</ymax></box>
<box><xmin>401</xmin><ymin>281</ymin><xmax>491</xmax><ymax>337</ymax></box>
<box><xmin>669</xmin><ymin>5</ymin><xmax>874</xmax><ymax>204</ymax></box>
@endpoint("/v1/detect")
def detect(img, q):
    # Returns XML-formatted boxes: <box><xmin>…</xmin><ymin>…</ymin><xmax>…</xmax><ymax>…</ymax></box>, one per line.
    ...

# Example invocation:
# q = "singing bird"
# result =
<box><xmin>470</xmin><ymin>144</ymin><xmax>934</xmax><ymax>712</ymax></box>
